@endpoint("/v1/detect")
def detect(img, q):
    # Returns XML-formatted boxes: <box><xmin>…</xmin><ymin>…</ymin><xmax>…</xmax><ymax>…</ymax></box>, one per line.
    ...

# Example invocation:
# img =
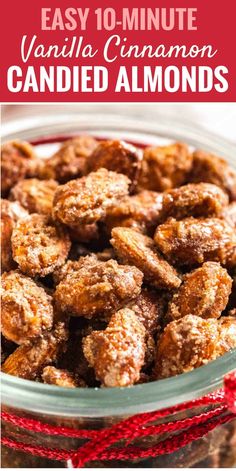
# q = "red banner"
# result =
<box><xmin>0</xmin><ymin>0</ymin><xmax>236</xmax><ymax>102</ymax></box>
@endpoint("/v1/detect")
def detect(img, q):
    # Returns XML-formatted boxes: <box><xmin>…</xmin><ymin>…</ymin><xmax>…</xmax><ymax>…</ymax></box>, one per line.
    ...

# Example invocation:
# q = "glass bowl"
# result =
<box><xmin>1</xmin><ymin>113</ymin><xmax>236</xmax><ymax>468</ymax></box>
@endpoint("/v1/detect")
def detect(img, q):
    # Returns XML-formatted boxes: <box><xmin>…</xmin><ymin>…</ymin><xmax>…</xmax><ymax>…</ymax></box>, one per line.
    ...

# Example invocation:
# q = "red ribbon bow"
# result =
<box><xmin>1</xmin><ymin>371</ymin><xmax>236</xmax><ymax>467</ymax></box>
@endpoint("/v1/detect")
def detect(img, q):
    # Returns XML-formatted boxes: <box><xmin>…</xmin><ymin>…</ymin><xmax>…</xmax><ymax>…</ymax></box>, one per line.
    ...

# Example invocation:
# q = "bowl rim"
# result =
<box><xmin>1</xmin><ymin>352</ymin><xmax>236</xmax><ymax>417</ymax></box>
<box><xmin>2</xmin><ymin>112</ymin><xmax>236</xmax><ymax>158</ymax></box>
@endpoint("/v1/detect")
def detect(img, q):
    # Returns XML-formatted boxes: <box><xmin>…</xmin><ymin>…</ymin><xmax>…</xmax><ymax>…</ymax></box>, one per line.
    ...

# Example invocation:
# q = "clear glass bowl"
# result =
<box><xmin>1</xmin><ymin>113</ymin><xmax>236</xmax><ymax>468</ymax></box>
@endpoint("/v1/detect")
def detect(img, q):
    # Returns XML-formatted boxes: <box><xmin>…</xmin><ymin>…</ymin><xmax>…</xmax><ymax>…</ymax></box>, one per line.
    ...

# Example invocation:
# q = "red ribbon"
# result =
<box><xmin>1</xmin><ymin>371</ymin><xmax>236</xmax><ymax>467</ymax></box>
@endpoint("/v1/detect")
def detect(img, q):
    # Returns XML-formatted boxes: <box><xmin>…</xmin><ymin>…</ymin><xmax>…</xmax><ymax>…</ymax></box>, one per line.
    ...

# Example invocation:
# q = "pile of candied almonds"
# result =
<box><xmin>1</xmin><ymin>136</ymin><xmax>236</xmax><ymax>388</ymax></box>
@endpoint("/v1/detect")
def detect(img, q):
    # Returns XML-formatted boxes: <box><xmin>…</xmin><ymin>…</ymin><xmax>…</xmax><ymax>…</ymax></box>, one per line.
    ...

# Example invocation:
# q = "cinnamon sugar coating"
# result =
<box><xmin>1</xmin><ymin>198</ymin><xmax>28</xmax><ymax>272</ymax></box>
<box><xmin>223</xmin><ymin>202</ymin><xmax>236</xmax><ymax>228</ymax></box>
<box><xmin>53</xmin><ymin>254</ymin><xmax>99</xmax><ymax>285</ymax></box>
<box><xmin>42</xmin><ymin>366</ymin><xmax>86</xmax><ymax>388</ymax></box>
<box><xmin>154</xmin><ymin>314</ymin><xmax>236</xmax><ymax>379</ymax></box>
<box><xmin>160</xmin><ymin>183</ymin><xmax>228</xmax><ymax>222</ymax></box>
<box><xmin>2</xmin><ymin>321</ymin><xmax>68</xmax><ymax>380</ymax></box>
<box><xmin>138</xmin><ymin>142</ymin><xmax>192</xmax><ymax>191</ymax></box>
<box><xmin>1</xmin><ymin>198</ymin><xmax>28</xmax><ymax>221</ymax></box>
<box><xmin>11</xmin><ymin>214</ymin><xmax>71</xmax><ymax>277</ymax></box>
<box><xmin>54</xmin><ymin>256</ymin><xmax>143</xmax><ymax>318</ymax></box>
<box><xmin>189</xmin><ymin>150</ymin><xmax>236</xmax><ymax>201</ymax></box>
<box><xmin>218</xmin><ymin>316</ymin><xmax>236</xmax><ymax>351</ymax></box>
<box><xmin>127</xmin><ymin>288</ymin><xmax>167</xmax><ymax>369</ymax></box>
<box><xmin>52</xmin><ymin>168</ymin><xmax>130</xmax><ymax>227</ymax></box>
<box><xmin>127</xmin><ymin>288</ymin><xmax>166</xmax><ymax>335</ymax></box>
<box><xmin>154</xmin><ymin>217</ymin><xmax>236</xmax><ymax>267</ymax></box>
<box><xmin>87</xmin><ymin>140</ymin><xmax>142</xmax><ymax>191</ymax></box>
<box><xmin>111</xmin><ymin>227</ymin><xmax>181</xmax><ymax>290</ymax></box>
<box><xmin>1</xmin><ymin>270</ymin><xmax>54</xmax><ymax>344</ymax></box>
<box><xmin>167</xmin><ymin>262</ymin><xmax>232</xmax><ymax>321</ymax></box>
<box><xmin>53</xmin><ymin>259</ymin><xmax>87</xmax><ymax>285</ymax></box>
<box><xmin>53</xmin><ymin>253</ymin><xmax>118</xmax><ymax>286</ymax></box>
<box><xmin>9</xmin><ymin>178</ymin><xmax>58</xmax><ymax>216</ymax></box>
<box><xmin>40</xmin><ymin>136</ymin><xmax>98</xmax><ymax>182</ymax></box>
<box><xmin>1</xmin><ymin>140</ymin><xmax>39</xmax><ymax>196</ymax></box>
<box><xmin>105</xmin><ymin>190</ymin><xmax>163</xmax><ymax>235</ymax></box>
<box><xmin>83</xmin><ymin>308</ymin><xmax>146</xmax><ymax>387</ymax></box>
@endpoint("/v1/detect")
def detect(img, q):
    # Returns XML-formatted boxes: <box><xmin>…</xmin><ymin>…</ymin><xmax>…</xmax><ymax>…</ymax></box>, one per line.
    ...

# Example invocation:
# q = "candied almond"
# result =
<box><xmin>111</xmin><ymin>227</ymin><xmax>181</xmax><ymax>290</ymax></box>
<box><xmin>2</xmin><ymin>321</ymin><xmax>68</xmax><ymax>380</ymax></box>
<box><xmin>127</xmin><ymin>287</ymin><xmax>166</xmax><ymax>335</ymax></box>
<box><xmin>105</xmin><ymin>190</ymin><xmax>163</xmax><ymax>235</ymax></box>
<box><xmin>11</xmin><ymin>213</ymin><xmax>71</xmax><ymax>277</ymax></box>
<box><xmin>1</xmin><ymin>199</ymin><xmax>28</xmax><ymax>272</ymax></box>
<box><xmin>83</xmin><ymin>308</ymin><xmax>146</xmax><ymax>387</ymax></box>
<box><xmin>217</xmin><ymin>316</ymin><xmax>236</xmax><ymax>353</ymax></box>
<box><xmin>189</xmin><ymin>150</ymin><xmax>236</xmax><ymax>201</ymax></box>
<box><xmin>1</xmin><ymin>140</ymin><xmax>39</xmax><ymax>196</ymax></box>
<box><xmin>167</xmin><ymin>262</ymin><xmax>232</xmax><ymax>320</ymax></box>
<box><xmin>54</xmin><ymin>256</ymin><xmax>143</xmax><ymax>318</ymax></box>
<box><xmin>1</xmin><ymin>270</ymin><xmax>54</xmax><ymax>344</ymax></box>
<box><xmin>154</xmin><ymin>217</ymin><xmax>236</xmax><ymax>266</ymax></box>
<box><xmin>53</xmin><ymin>254</ymin><xmax>98</xmax><ymax>285</ymax></box>
<box><xmin>154</xmin><ymin>314</ymin><xmax>236</xmax><ymax>379</ymax></box>
<box><xmin>40</xmin><ymin>136</ymin><xmax>98</xmax><ymax>182</ymax></box>
<box><xmin>53</xmin><ymin>260</ymin><xmax>85</xmax><ymax>285</ymax></box>
<box><xmin>52</xmin><ymin>168</ymin><xmax>130</xmax><ymax>227</ymax></box>
<box><xmin>1</xmin><ymin>198</ymin><xmax>28</xmax><ymax>221</ymax></box>
<box><xmin>87</xmin><ymin>140</ymin><xmax>143</xmax><ymax>191</ymax></box>
<box><xmin>9</xmin><ymin>178</ymin><xmax>58</xmax><ymax>216</ymax></box>
<box><xmin>160</xmin><ymin>183</ymin><xmax>228</xmax><ymax>222</ymax></box>
<box><xmin>127</xmin><ymin>288</ymin><xmax>167</xmax><ymax>369</ymax></box>
<box><xmin>138</xmin><ymin>142</ymin><xmax>192</xmax><ymax>191</ymax></box>
<box><xmin>42</xmin><ymin>366</ymin><xmax>86</xmax><ymax>388</ymax></box>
